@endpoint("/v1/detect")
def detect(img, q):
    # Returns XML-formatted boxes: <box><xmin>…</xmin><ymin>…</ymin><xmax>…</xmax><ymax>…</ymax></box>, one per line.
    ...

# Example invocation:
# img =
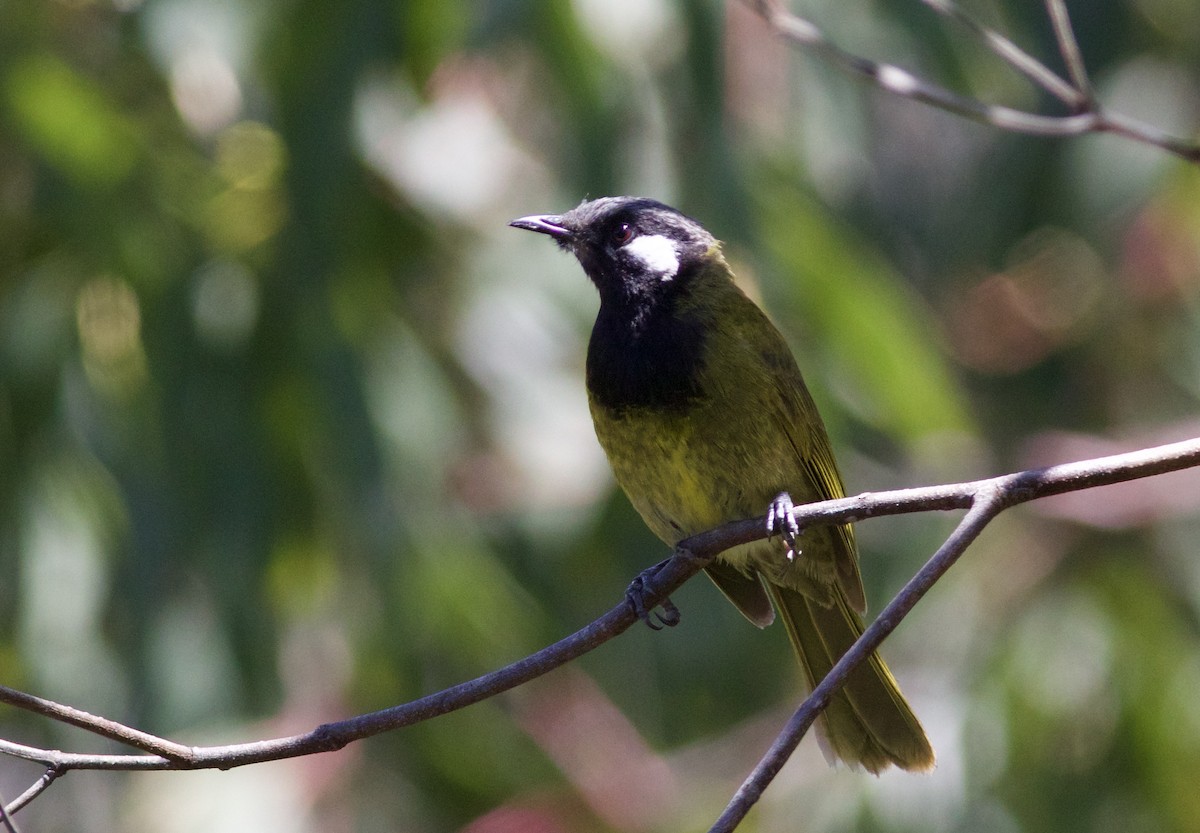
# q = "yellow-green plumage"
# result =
<box><xmin>512</xmin><ymin>197</ymin><xmax>934</xmax><ymax>774</ymax></box>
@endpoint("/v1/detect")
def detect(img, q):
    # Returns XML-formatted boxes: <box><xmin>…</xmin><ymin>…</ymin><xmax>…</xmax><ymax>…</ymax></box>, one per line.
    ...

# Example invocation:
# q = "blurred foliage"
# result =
<box><xmin>2</xmin><ymin>0</ymin><xmax>1200</xmax><ymax>831</ymax></box>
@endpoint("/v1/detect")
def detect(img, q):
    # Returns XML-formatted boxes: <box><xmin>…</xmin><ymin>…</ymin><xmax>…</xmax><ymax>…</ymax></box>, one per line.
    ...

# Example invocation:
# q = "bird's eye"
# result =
<box><xmin>611</xmin><ymin>222</ymin><xmax>634</xmax><ymax>245</ymax></box>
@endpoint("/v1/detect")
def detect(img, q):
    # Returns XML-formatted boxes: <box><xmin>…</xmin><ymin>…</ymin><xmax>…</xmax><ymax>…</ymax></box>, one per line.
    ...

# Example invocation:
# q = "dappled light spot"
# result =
<box><xmin>170</xmin><ymin>49</ymin><xmax>242</xmax><ymax>136</ymax></box>
<box><xmin>945</xmin><ymin>229</ymin><xmax>1103</xmax><ymax>374</ymax></box>
<box><xmin>191</xmin><ymin>259</ymin><xmax>260</xmax><ymax>351</ymax></box>
<box><xmin>202</xmin><ymin>122</ymin><xmax>288</xmax><ymax>252</ymax></box>
<box><xmin>75</xmin><ymin>276</ymin><xmax>148</xmax><ymax>396</ymax></box>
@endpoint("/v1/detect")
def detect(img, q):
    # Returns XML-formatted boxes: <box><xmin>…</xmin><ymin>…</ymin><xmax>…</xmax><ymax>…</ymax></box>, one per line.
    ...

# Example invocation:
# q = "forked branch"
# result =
<box><xmin>5</xmin><ymin>436</ymin><xmax>1200</xmax><ymax>826</ymax></box>
<box><xmin>747</xmin><ymin>0</ymin><xmax>1200</xmax><ymax>162</ymax></box>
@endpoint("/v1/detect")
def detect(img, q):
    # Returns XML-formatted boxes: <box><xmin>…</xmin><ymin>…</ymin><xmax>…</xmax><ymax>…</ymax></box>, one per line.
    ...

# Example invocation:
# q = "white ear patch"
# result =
<box><xmin>624</xmin><ymin>234</ymin><xmax>680</xmax><ymax>281</ymax></box>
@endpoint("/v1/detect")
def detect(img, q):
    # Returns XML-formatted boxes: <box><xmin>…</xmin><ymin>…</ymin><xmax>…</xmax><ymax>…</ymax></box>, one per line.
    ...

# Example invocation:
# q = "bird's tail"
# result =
<box><xmin>765</xmin><ymin>582</ymin><xmax>935</xmax><ymax>773</ymax></box>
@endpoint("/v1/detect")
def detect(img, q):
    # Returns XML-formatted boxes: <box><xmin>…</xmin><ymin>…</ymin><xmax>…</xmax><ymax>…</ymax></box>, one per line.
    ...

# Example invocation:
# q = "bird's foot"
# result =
<box><xmin>625</xmin><ymin>558</ymin><xmax>681</xmax><ymax>630</ymax></box>
<box><xmin>766</xmin><ymin>492</ymin><xmax>802</xmax><ymax>562</ymax></box>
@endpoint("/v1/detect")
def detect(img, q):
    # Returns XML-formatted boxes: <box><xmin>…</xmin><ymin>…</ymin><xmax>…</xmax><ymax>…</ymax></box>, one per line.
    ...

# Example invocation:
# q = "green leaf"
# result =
<box><xmin>5</xmin><ymin>53</ymin><xmax>138</xmax><ymax>187</ymax></box>
<box><xmin>759</xmin><ymin>185</ymin><xmax>972</xmax><ymax>441</ymax></box>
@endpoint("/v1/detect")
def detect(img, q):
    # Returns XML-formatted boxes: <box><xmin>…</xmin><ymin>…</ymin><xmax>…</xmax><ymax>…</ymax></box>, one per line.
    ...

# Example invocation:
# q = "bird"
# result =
<box><xmin>509</xmin><ymin>196</ymin><xmax>934</xmax><ymax>774</ymax></box>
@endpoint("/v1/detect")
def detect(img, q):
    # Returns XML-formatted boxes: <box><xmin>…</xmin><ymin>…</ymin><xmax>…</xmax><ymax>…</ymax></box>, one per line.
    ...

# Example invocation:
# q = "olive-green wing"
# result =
<box><xmin>752</xmin><ymin>308</ymin><xmax>867</xmax><ymax>613</ymax></box>
<box><xmin>704</xmin><ymin>560</ymin><xmax>775</xmax><ymax>628</ymax></box>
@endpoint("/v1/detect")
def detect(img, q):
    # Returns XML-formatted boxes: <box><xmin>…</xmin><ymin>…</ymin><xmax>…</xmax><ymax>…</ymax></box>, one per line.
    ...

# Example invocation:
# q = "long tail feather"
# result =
<box><xmin>765</xmin><ymin>581</ymin><xmax>935</xmax><ymax>773</ymax></box>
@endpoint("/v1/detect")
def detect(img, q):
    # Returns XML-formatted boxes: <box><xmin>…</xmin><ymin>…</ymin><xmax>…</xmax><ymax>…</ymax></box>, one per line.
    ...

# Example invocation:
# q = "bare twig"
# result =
<box><xmin>1</xmin><ymin>769</ymin><xmax>60</xmax><ymax>819</ymax></box>
<box><xmin>0</xmin><ymin>548</ymin><xmax>723</xmax><ymax>775</ymax></box>
<box><xmin>712</xmin><ymin>491</ymin><xmax>1005</xmax><ymax>831</ymax></box>
<box><xmin>1044</xmin><ymin>0</ymin><xmax>1094</xmax><ymax>106</ymax></box>
<box><xmin>918</xmin><ymin>0</ymin><xmax>1082</xmax><ymax>107</ymax></box>
<box><xmin>0</xmin><ymin>688</ymin><xmax>192</xmax><ymax>762</ymax></box>
<box><xmin>0</xmin><ymin>785</ymin><xmax>19</xmax><ymax>833</ymax></box>
<box><xmin>709</xmin><ymin>435</ymin><xmax>1200</xmax><ymax>827</ymax></box>
<box><xmin>4</xmin><ymin>436</ymin><xmax>1200</xmax><ymax>821</ymax></box>
<box><xmin>746</xmin><ymin>0</ymin><xmax>1200</xmax><ymax>162</ymax></box>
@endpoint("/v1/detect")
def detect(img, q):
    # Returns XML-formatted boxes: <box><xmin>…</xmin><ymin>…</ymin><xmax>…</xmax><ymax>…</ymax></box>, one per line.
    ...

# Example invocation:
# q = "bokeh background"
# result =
<box><xmin>3</xmin><ymin>0</ymin><xmax>1200</xmax><ymax>830</ymax></box>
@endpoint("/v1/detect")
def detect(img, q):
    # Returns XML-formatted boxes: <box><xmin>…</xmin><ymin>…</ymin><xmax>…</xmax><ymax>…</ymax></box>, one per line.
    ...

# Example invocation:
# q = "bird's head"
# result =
<box><xmin>510</xmin><ymin>197</ymin><xmax>720</xmax><ymax>305</ymax></box>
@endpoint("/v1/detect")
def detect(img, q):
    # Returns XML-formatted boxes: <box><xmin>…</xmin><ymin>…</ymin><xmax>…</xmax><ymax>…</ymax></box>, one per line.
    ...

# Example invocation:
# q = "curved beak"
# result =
<box><xmin>509</xmin><ymin>214</ymin><xmax>572</xmax><ymax>240</ymax></box>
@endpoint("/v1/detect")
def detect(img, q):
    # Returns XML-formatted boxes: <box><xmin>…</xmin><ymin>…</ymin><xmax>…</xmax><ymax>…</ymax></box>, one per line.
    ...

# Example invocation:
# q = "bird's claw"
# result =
<box><xmin>626</xmin><ymin>559</ymin><xmax>682</xmax><ymax>629</ymax></box>
<box><xmin>766</xmin><ymin>492</ymin><xmax>802</xmax><ymax>561</ymax></box>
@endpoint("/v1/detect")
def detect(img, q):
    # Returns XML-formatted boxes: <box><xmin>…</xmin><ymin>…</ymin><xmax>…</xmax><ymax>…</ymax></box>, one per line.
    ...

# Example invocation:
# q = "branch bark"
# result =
<box><xmin>5</xmin><ymin>436</ymin><xmax>1200</xmax><ymax>822</ymax></box>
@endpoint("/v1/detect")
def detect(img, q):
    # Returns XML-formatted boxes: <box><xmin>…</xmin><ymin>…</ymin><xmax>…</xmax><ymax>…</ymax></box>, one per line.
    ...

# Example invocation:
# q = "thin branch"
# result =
<box><xmin>0</xmin><ymin>785</ymin><xmax>19</xmax><ymax>833</ymax></box>
<box><xmin>1</xmin><ymin>769</ymin><xmax>60</xmax><ymax>819</ymax></box>
<box><xmin>746</xmin><ymin>0</ymin><xmax>1200</xmax><ymax>163</ymax></box>
<box><xmin>1100</xmin><ymin>110</ymin><xmax>1200</xmax><ymax>161</ymax></box>
<box><xmin>712</xmin><ymin>490</ymin><xmax>1005</xmax><ymax>831</ymax></box>
<box><xmin>709</xmin><ymin>435</ymin><xmax>1200</xmax><ymax>824</ymax></box>
<box><xmin>918</xmin><ymin>0</ymin><xmax>1082</xmax><ymax>107</ymax></box>
<box><xmin>1044</xmin><ymin>0</ymin><xmax>1094</xmax><ymax>106</ymax></box>
<box><xmin>747</xmin><ymin>0</ymin><xmax>1094</xmax><ymax>135</ymax></box>
<box><xmin>0</xmin><ymin>688</ymin><xmax>192</xmax><ymax>762</ymax></box>
<box><xmin>0</xmin><ymin>738</ymin><xmax>168</xmax><ymax>771</ymax></box>
<box><xmin>0</xmin><ymin>548</ymin><xmax>725</xmax><ymax>774</ymax></box>
<box><xmin>4</xmin><ymin>436</ymin><xmax>1200</xmax><ymax>820</ymax></box>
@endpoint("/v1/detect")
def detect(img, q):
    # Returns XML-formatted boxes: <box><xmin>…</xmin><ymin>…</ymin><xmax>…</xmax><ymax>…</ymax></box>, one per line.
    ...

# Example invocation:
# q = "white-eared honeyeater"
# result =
<box><xmin>510</xmin><ymin>197</ymin><xmax>933</xmax><ymax>773</ymax></box>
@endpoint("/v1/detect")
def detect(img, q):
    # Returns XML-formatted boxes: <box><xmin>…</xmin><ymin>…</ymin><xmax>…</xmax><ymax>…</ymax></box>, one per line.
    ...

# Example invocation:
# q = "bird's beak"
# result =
<box><xmin>509</xmin><ymin>214</ymin><xmax>573</xmax><ymax>240</ymax></box>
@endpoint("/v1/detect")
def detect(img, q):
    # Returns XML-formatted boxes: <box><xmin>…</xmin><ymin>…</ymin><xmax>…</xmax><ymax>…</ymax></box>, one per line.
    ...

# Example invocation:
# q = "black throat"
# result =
<box><xmin>585</xmin><ymin>287</ymin><xmax>706</xmax><ymax>414</ymax></box>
